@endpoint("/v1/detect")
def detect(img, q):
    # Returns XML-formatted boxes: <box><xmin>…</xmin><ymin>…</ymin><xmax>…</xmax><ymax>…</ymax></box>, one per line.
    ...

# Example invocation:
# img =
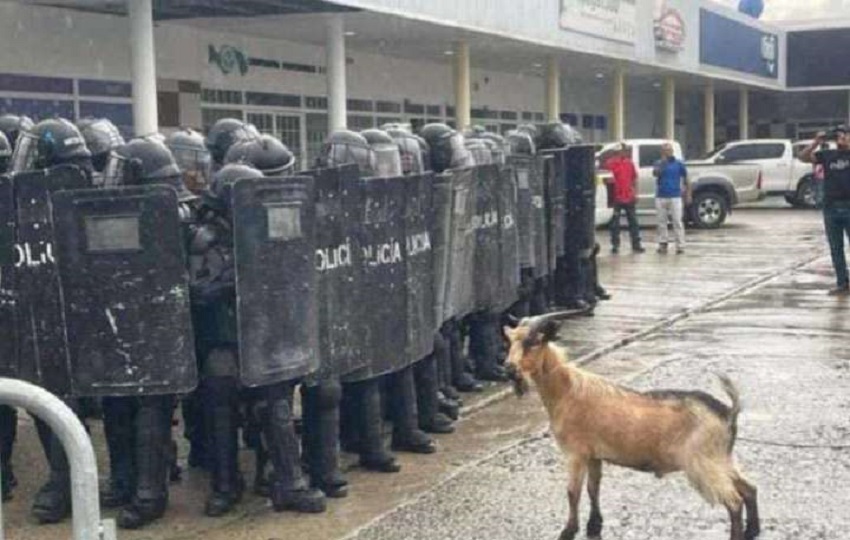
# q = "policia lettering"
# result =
<box><xmin>0</xmin><ymin>115</ymin><xmax>603</xmax><ymax>529</ymax></box>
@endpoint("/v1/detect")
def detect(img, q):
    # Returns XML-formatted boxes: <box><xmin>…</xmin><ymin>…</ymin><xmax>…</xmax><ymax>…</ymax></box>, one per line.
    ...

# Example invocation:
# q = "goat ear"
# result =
<box><xmin>539</xmin><ymin>320</ymin><xmax>560</xmax><ymax>343</ymax></box>
<box><xmin>503</xmin><ymin>326</ymin><xmax>516</xmax><ymax>341</ymax></box>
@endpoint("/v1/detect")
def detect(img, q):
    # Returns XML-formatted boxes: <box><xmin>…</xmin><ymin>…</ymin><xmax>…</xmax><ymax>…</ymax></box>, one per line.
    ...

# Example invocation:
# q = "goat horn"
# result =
<box><xmin>520</xmin><ymin>307</ymin><xmax>591</xmax><ymax>328</ymax></box>
<box><xmin>504</xmin><ymin>314</ymin><xmax>521</xmax><ymax>327</ymax></box>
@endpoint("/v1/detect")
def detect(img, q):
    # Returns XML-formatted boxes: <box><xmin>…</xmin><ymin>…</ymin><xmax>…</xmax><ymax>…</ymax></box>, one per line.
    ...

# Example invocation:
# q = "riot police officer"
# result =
<box><xmin>386</xmin><ymin>128</ymin><xmax>459</xmax><ymax>432</ymax></box>
<box><xmin>0</xmin><ymin>131</ymin><xmax>11</xmax><ymax>173</ymax></box>
<box><xmin>194</xmin><ymin>153</ymin><xmax>327</xmax><ymax>515</ymax></box>
<box><xmin>320</xmin><ymin>129</ymin><xmax>400</xmax><ymax>473</ymax></box>
<box><xmin>0</xmin><ymin>128</ymin><xmax>14</xmax><ymax>503</ymax></box>
<box><xmin>98</xmin><ymin>137</ymin><xmax>192</xmax><ymax>529</ymax></box>
<box><xmin>419</xmin><ymin>124</ymin><xmax>483</xmax><ymax>399</ymax></box>
<box><xmin>361</xmin><ymin>128</ymin><xmax>438</xmax><ymax>456</ymax></box>
<box><xmin>77</xmin><ymin>117</ymin><xmax>125</xmax><ymax>182</ymax></box>
<box><xmin>6</xmin><ymin>117</ymin><xmax>93</xmax><ymax>523</ymax></box>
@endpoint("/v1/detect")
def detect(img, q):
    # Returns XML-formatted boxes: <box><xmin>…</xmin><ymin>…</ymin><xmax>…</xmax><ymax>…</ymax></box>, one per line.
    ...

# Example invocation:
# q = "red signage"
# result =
<box><xmin>655</xmin><ymin>8</ymin><xmax>686</xmax><ymax>52</ymax></box>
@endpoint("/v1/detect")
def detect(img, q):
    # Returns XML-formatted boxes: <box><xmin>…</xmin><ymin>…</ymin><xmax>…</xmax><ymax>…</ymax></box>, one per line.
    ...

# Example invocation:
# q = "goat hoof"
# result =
<box><xmin>745</xmin><ymin>523</ymin><xmax>761</xmax><ymax>539</ymax></box>
<box><xmin>587</xmin><ymin>514</ymin><xmax>604</xmax><ymax>538</ymax></box>
<box><xmin>558</xmin><ymin>525</ymin><xmax>578</xmax><ymax>540</ymax></box>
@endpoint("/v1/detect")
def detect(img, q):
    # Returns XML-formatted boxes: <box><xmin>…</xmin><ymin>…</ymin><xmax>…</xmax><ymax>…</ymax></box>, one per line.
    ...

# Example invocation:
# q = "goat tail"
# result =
<box><xmin>716</xmin><ymin>373</ymin><xmax>741</xmax><ymax>451</ymax></box>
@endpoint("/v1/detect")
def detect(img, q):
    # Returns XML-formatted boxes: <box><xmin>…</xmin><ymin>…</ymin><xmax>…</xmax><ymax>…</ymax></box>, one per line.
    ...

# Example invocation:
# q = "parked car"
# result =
<box><xmin>595</xmin><ymin>171</ymin><xmax>614</xmax><ymax>227</ymax></box>
<box><xmin>692</xmin><ymin>139</ymin><xmax>815</xmax><ymax>208</ymax></box>
<box><xmin>596</xmin><ymin>139</ymin><xmax>764</xmax><ymax>228</ymax></box>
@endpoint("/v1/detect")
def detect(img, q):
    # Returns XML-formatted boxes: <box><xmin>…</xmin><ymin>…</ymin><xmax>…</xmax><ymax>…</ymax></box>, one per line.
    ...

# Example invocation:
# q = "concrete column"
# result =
<box><xmin>326</xmin><ymin>14</ymin><xmax>347</xmax><ymax>132</ymax></box>
<box><xmin>128</xmin><ymin>0</ymin><xmax>158</xmax><ymax>136</ymax></box>
<box><xmin>611</xmin><ymin>66</ymin><xmax>625</xmax><ymax>140</ymax></box>
<box><xmin>453</xmin><ymin>41</ymin><xmax>471</xmax><ymax>130</ymax></box>
<box><xmin>704</xmin><ymin>82</ymin><xmax>716</xmax><ymax>153</ymax></box>
<box><xmin>663</xmin><ymin>75</ymin><xmax>676</xmax><ymax>140</ymax></box>
<box><xmin>739</xmin><ymin>87</ymin><xmax>749</xmax><ymax>140</ymax></box>
<box><xmin>545</xmin><ymin>56</ymin><xmax>561</xmax><ymax>123</ymax></box>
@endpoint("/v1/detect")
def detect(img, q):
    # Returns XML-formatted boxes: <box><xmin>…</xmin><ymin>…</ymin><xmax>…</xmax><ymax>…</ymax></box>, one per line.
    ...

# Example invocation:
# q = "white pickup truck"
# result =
<box><xmin>690</xmin><ymin>139</ymin><xmax>816</xmax><ymax>208</ymax></box>
<box><xmin>596</xmin><ymin>139</ymin><xmax>765</xmax><ymax>228</ymax></box>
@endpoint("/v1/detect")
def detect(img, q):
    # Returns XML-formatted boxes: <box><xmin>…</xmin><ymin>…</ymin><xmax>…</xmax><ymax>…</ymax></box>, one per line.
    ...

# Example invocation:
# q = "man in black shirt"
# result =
<box><xmin>802</xmin><ymin>126</ymin><xmax>850</xmax><ymax>295</ymax></box>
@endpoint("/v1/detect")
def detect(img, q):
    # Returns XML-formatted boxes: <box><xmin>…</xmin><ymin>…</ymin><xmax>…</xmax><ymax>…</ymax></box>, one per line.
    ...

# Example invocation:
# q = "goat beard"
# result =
<box><xmin>512</xmin><ymin>375</ymin><xmax>530</xmax><ymax>398</ymax></box>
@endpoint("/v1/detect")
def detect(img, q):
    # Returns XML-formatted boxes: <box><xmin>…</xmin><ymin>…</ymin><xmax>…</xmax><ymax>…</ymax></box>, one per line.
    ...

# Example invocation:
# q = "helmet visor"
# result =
<box><xmin>328</xmin><ymin>141</ymin><xmax>376</xmax><ymax>175</ymax></box>
<box><xmin>101</xmin><ymin>151</ymin><xmax>132</xmax><ymax>187</ymax></box>
<box><xmin>172</xmin><ymin>146</ymin><xmax>213</xmax><ymax>194</ymax></box>
<box><xmin>372</xmin><ymin>144</ymin><xmax>402</xmax><ymax>178</ymax></box>
<box><xmin>9</xmin><ymin>132</ymin><xmax>38</xmax><ymax>174</ymax></box>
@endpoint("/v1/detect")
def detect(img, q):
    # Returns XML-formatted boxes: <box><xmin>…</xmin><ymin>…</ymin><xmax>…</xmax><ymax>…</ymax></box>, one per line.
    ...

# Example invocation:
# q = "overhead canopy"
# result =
<box><xmin>17</xmin><ymin>0</ymin><xmax>357</xmax><ymax>19</ymax></box>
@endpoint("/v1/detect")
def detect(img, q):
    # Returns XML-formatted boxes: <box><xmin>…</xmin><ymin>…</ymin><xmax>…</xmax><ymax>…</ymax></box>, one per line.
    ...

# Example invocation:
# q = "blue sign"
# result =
<box><xmin>700</xmin><ymin>9</ymin><xmax>778</xmax><ymax>79</ymax></box>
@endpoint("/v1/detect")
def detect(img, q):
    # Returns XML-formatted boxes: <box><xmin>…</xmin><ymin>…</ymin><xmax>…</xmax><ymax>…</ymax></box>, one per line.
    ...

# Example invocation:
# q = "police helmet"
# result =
<box><xmin>506</xmin><ymin>130</ymin><xmax>536</xmax><ymax>157</ymax></box>
<box><xmin>0</xmin><ymin>131</ymin><xmax>11</xmax><ymax>173</ymax></box>
<box><xmin>166</xmin><ymin>128</ymin><xmax>212</xmax><ymax>195</ymax></box>
<box><xmin>104</xmin><ymin>136</ymin><xmax>195</xmax><ymax>201</ymax></box>
<box><xmin>205</xmin><ymin>163</ymin><xmax>264</xmax><ymax>214</ymax></box>
<box><xmin>361</xmin><ymin>129</ymin><xmax>402</xmax><ymax>177</ymax></box>
<box><xmin>205</xmin><ymin>118</ymin><xmax>257</xmax><ymax>167</ymax></box>
<box><xmin>536</xmin><ymin>122</ymin><xmax>583</xmax><ymax>150</ymax></box>
<box><xmin>77</xmin><ymin>118</ymin><xmax>125</xmax><ymax>173</ymax></box>
<box><xmin>224</xmin><ymin>134</ymin><xmax>296</xmax><ymax>177</ymax></box>
<box><xmin>0</xmin><ymin>114</ymin><xmax>34</xmax><ymax>149</ymax></box>
<box><xmin>10</xmin><ymin>118</ymin><xmax>91</xmax><ymax>173</ymax></box>
<box><xmin>320</xmin><ymin>129</ymin><xmax>377</xmax><ymax>175</ymax></box>
<box><xmin>419</xmin><ymin>123</ymin><xmax>474</xmax><ymax>173</ymax></box>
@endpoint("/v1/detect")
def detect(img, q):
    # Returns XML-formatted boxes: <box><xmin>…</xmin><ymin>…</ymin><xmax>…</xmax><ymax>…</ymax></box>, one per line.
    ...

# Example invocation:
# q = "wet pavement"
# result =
<box><xmin>3</xmin><ymin>205</ymin><xmax>841</xmax><ymax>540</ymax></box>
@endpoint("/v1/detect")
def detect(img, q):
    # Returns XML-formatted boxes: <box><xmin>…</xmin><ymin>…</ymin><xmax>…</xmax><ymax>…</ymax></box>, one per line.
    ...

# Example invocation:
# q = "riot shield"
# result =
<box><xmin>430</xmin><ymin>173</ymin><xmax>453</xmax><ymax>328</ymax></box>
<box><xmin>343</xmin><ymin>175</ymin><xmax>407</xmax><ymax>382</ymax></box>
<box><xmin>307</xmin><ymin>165</ymin><xmax>366</xmax><ymax>381</ymax></box>
<box><xmin>472</xmin><ymin>164</ymin><xmax>501</xmax><ymax>312</ymax></box>
<box><xmin>404</xmin><ymin>173</ymin><xmax>436</xmax><ymax>364</ymax></box>
<box><xmin>232</xmin><ymin>176</ymin><xmax>318</xmax><ymax>387</ymax></box>
<box><xmin>51</xmin><ymin>185</ymin><xmax>197</xmax><ymax>397</ymax></box>
<box><xmin>13</xmin><ymin>165</ymin><xmax>90</xmax><ymax>395</ymax></box>
<box><xmin>509</xmin><ymin>157</ymin><xmax>535</xmax><ymax>271</ymax></box>
<box><xmin>0</xmin><ymin>176</ymin><xmax>17</xmax><ymax>379</ymax></box>
<box><xmin>541</xmin><ymin>153</ymin><xmax>565</xmax><ymax>275</ymax></box>
<box><xmin>529</xmin><ymin>156</ymin><xmax>550</xmax><ymax>279</ymax></box>
<box><xmin>496</xmin><ymin>165</ymin><xmax>520</xmax><ymax>311</ymax></box>
<box><xmin>443</xmin><ymin>167</ymin><xmax>477</xmax><ymax>321</ymax></box>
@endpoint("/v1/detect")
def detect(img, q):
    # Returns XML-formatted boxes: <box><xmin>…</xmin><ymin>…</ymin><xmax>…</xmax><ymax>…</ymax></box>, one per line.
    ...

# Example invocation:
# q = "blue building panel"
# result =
<box><xmin>699</xmin><ymin>9</ymin><xmax>778</xmax><ymax>79</ymax></box>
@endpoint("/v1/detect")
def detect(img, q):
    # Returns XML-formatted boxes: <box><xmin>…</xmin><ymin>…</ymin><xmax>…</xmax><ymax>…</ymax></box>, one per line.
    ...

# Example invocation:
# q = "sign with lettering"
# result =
<box><xmin>700</xmin><ymin>9</ymin><xmax>779</xmax><ymax>79</ymax></box>
<box><xmin>559</xmin><ymin>0</ymin><xmax>637</xmax><ymax>44</ymax></box>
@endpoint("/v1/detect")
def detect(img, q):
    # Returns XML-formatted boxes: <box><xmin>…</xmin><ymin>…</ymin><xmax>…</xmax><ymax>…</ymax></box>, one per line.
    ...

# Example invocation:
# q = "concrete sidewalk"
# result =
<box><xmin>2</xmin><ymin>208</ymin><xmax>828</xmax><ymax>540</ymax></box>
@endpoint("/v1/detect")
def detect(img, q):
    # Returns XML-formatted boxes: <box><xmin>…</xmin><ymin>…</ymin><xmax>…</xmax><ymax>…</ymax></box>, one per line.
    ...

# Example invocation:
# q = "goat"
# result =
<box><xmin>503</xmin><ymin>317</ymin><xmax>760</xmax><ymax>540</ymax></box>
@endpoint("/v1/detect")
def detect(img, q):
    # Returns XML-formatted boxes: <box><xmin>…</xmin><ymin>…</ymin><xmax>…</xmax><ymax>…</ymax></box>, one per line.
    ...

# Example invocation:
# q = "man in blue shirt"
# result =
<box><xmin>653</xmin><ymin>142</ymin><xmax>690</xmax><ymax>254</ymax></box>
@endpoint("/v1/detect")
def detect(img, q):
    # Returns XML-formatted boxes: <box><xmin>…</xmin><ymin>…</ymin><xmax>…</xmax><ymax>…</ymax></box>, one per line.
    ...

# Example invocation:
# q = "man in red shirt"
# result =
<box><xmin>603</xmin><ymin>143</ymin><xmax>644</xmax><ymax>254</ymax></box>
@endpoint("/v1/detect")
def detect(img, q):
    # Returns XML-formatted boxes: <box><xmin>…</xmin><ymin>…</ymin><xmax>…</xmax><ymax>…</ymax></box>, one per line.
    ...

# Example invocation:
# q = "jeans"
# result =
<box><xmin>655</xmin><ymin>197</ymin><xmax>685</xmax><ymax>248</ymax></box>
<box><xmin>609</xmin><ymin>203</ymin><xmax>641</xmax><ymax>249</ymax></box>
<box><xmin>823</xmin><ymin>206</ymin><xmax>850</xmax><ymax>288</ymax></box>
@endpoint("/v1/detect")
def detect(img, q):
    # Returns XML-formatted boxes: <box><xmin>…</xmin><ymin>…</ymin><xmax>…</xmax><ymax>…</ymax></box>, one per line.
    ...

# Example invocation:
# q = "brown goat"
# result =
<box><xmin>503</xmin><ymin>319</ymin><xmax>760</xmax><ymax>540</ymax></box>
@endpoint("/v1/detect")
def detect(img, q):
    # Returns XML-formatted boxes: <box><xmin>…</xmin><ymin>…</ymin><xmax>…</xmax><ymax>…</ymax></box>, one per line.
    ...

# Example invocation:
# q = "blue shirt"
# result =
<box><xmin>655</xmin><ymin>158</ymin><xmax>688</xmax><ymax>198</ymax></box>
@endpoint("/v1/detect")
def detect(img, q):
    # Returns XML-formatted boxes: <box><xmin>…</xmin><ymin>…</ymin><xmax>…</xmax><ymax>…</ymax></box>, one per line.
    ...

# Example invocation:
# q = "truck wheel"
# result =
<box><xmin>690</xmin><ymin>190</ymin><xmax>728</xmax><ymax>229</ymax></box>
<box><xmin>795</xmin><ymin>177</ymin><xmax>817</xmax><ymax>209</ymax></box>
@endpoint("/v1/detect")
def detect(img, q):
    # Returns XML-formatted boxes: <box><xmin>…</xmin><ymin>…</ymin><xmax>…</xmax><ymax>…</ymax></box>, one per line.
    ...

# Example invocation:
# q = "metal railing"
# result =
<box><xmin>0</xmin><ymin>378</ymin><xmax>116</xmax><ymax>540</ymax></box>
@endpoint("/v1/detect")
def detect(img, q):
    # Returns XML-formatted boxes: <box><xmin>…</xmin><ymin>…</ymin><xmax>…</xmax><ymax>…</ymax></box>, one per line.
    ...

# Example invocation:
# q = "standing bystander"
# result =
<box><xmin>603</xmin><ymin>143</ymin><xmax>644</xmax><ymax>254</ymax></box>
<box><xmin>801</xmin><ymin>126</ymin><xmax>850</xmax><ymax>295</ymax></box>
<box><xmin>652</xmin><ymin>142</ymin><xmax>690</xmax><ymax>254</ymax></box>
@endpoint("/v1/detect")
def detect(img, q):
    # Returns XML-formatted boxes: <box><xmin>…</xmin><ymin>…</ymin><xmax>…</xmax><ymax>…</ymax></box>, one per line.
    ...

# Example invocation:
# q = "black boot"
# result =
<box><xmin>101</xmin><ymin>397</ymin><xmax>137</xmax><ymax>509</ymax></box>
<box><xmin>415</xmin><ymin>355</ymin><xmax>455</xmax><ymax>433</ymax></box>
<box><xmin>32</xmin><ymin>417</ymin><xmax>72</xmax><ymax>524</ymax></box>
<box><xmin>355</xmin><ymin>379</ymin><xmax>400</xmax><ymax>473</ymax></box>
<box><xmin>448</xmin><ymin>323</ymin><xmax>483</xmax><ymax>393</ymax></box>
<box><xmin>471</xmin><ymin>313</ymin><xmax>509</xmax><ymax>383</ymax></box>
<box><xmin>118</xmin><ymin>396</ymin><xmax>171</xmax><ymax>530</ymax></box>
<box><xmin>261</xmin><ymin>385</ymin><xmax>326</xmax><ymax>514</ymax></box>
<box><xmin>0</xmin><ymin>405</ymin><xmax>18</xmax><ymax>502</ymax></box>
<box><xmin>390</xmin><ymin>367</ymin><xmax>436</xmax><ymax>454</ymax></box>
<box><xmin>437</xmin><ymin>392</ymin><xmax>460</xmax><ymax>422</ymax></box>
<box><xmin>182</xmin><ymin>392</ymin><xmax>211</xmax><ymax>471</ymax></box>
<box><xmin>203</xmin><ymin>377</ymin><xmax>244</xmax><ymax>517</ymax></box>
<box><xmin>301</xmin><ymin>381</ymin><xmax>348</xmax><ymax>498</ymax></box>
<box><xmin>530</xmin><ymin>278</ymin><xmax>549</xmax><ymax>316</ymax></box>
<box><xmin>434</xmin><ymin>330</ymin><xmax>463</xmax><ymax>403</ymax></box>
